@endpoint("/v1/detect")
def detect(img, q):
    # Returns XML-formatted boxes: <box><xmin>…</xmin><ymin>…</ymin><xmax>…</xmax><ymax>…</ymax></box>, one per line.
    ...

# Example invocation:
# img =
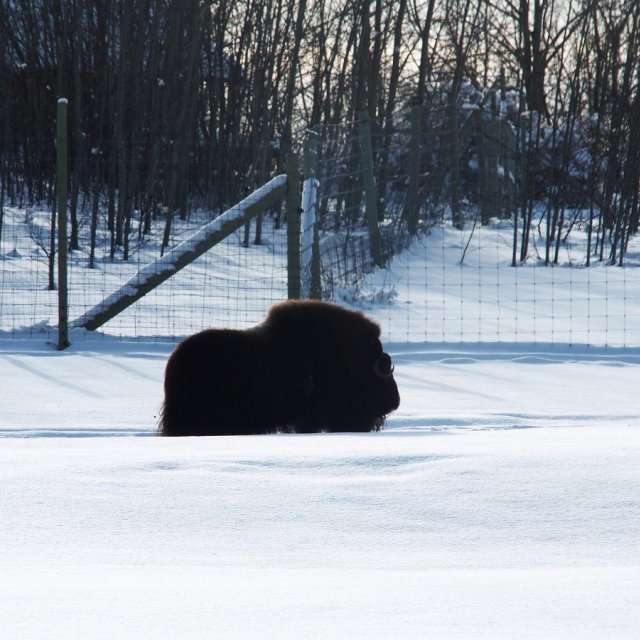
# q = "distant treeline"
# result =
<box><xmin>1</xmin><ymin>0</ymin><xmax>639</xmax><ymax>263</ymax></box>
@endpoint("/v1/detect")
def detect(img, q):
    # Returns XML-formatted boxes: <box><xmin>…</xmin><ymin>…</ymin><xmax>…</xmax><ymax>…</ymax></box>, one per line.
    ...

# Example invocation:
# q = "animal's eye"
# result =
<box><xmin>373</xmin><ymin>353</ymin><xmax>394</xmax><ymax>379</ymax></box>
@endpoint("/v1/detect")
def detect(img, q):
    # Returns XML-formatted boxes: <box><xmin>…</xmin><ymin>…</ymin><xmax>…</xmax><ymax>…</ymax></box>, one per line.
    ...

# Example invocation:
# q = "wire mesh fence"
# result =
<box><xmin>1</xmin><ymin>101</ymin><xmax>639</xmax><ymax>347</ymax></box>
<box><xmin>339</xmin><ymin>222</ymin><xmax>638</xmax><ymax>347</ymax></box>
<box><xmin>0</xmin><ymin>172</ymin><xmax>289</xmax><ymax>341</ymax></box>
<box><xmin>307</xmin><ymin>101</ymin><xmax>640</xmax><ymax>347</ymax></box>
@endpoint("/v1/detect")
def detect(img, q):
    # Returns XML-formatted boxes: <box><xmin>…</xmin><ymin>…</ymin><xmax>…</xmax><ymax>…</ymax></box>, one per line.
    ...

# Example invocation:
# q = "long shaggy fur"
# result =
<box><xmin>158</xmin><ymin>300</ymin><xmax>400</xmax><ymax>436</ymax></box>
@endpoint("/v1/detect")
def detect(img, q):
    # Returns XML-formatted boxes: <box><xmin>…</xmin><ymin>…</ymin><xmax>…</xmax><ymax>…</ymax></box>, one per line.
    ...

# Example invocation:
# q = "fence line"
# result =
<box><xmin>1</xmin><ymin>102</ymin><xmax>639</xmax><ymax>347</ymax></box>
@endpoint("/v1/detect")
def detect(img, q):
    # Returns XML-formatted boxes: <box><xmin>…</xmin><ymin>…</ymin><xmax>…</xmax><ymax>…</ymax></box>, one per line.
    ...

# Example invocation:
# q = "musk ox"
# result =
<box><xmin>158</xmin><ymin>300</ymin><xmax>400</xmax><ymax>436</ymax></box>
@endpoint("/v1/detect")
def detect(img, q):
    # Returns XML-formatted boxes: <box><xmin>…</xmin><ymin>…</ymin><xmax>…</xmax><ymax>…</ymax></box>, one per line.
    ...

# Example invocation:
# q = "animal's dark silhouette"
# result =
<box><xmin>158</xmin><ymin>300</ymin><xmax>400</xmax><ymax>436</ymax></box>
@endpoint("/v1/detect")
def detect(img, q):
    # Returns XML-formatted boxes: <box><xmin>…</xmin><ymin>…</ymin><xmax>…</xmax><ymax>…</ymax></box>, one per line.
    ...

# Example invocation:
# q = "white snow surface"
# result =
<box><xmin>1</xmin><ymin>216</ymin><xmax>640</xmax><ymax>637</ymax></box>
<box><xmin>1</xmin><ymin>337</ymin><xmax>639</xmax><ymax>638</ymax></box>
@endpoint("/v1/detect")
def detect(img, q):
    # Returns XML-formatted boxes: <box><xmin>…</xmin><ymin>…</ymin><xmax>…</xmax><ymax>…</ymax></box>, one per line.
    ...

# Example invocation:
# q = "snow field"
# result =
<box><xmin>1</xmin><ymin>340</ymin><xmax>639</xmax><ymax>638</ymax></box>
<box><xmin>2</xmin><ymin>204</ymin><xmax>640</xmax><ymax>637</ymax></box>
<box><xmin>1</xmin><ymin>426</ymin><xmax>639</xmax><ymax>639</ymax></box>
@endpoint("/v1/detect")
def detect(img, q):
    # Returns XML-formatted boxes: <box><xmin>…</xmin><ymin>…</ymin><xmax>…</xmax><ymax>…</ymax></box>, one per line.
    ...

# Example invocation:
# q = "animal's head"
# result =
<box><xmin>265</xmin><ymin>300</ymin><xmax>400</xmax><ymax>431</ymax></box>
<box><xmin>342</xmin><ymin>331</ymin><xmax>400</xmax><ymax>429</ymax></box>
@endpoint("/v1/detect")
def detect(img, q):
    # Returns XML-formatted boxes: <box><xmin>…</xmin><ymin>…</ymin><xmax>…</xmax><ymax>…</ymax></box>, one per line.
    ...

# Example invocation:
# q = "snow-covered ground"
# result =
<box><xmin>2</xmin><ymin>338</ymin><xmax>640</xmax><ymax>638</ymax></box>
<box><xmin>1</xmin><ymin>207</ymin><xmax>640</xmax><ymax>637</ymax></box>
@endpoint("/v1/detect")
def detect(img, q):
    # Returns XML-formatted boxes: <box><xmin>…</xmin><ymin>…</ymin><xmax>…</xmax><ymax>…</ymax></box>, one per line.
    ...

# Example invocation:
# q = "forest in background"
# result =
<box><xmin>1</xmin><ymin>0</ymin><xmax>639</xmax><ymax>265</ymax></box>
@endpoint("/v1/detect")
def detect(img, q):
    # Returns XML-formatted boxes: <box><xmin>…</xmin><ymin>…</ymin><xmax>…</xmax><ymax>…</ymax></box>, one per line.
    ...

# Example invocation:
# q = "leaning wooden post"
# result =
<box><xmin>357</xmin><ymin>111</ymin><xmax>384</xmax><ymax>267</ymax></box>
<box><xmin>56</xmin><ymin>98</ymin><xmax>70</xmax><ymax>350</ymax></box>
<box><xmin>72</xmin><ymin>175</ymin><xmax>288</xmax><ymax>331</ymax></box>
<box><xmin>406</xmin><ymin>96</ymin><xmax>422</xmax><ymax>235</ymax></box>
<box><xmin>286</xmin><ymin>152</ymin><xmax>301</xmax><ymax>300</ymax></box>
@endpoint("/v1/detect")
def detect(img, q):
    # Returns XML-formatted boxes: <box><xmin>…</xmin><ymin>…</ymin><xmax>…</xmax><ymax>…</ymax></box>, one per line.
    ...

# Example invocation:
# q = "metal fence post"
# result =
<box><xmin>57</xmin><ymin>98</ymin><xmax>70</xmax><ymax>350</ymax></box>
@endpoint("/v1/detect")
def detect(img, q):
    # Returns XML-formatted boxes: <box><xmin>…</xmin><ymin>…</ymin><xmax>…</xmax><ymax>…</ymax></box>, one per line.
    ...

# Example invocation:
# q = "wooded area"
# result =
<box><xmin>1</xmin><ymin>0</ymin><xmax>639</xmax><ymax>265</ymax></box>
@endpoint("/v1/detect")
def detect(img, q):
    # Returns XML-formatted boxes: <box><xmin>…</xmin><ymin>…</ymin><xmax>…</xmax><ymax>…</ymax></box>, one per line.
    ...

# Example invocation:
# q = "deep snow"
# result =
<box><xmin>2</xmin><ymin>427</ymin><xmax>639</xmax><ymax>639</ymax></box>
<box><xmin>1</xmin><ymin>338</ymin><xmax>639</xmax><ymax>638</ymax></box>
<box><xmin>1</xmin><ymin>208</ymin><xmax>640</xmax><ymax>637</ymax></box>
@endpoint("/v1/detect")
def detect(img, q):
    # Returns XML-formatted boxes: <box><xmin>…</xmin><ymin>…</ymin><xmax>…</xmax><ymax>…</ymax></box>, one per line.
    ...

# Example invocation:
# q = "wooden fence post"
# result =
<box><xmin>57</xmin><ymin>98</ymin><xmax>70</xmax><ymax>350</ymax></box>
<box><xmin>357</xmin><ymin>111</ymin><xmax>384</xmax><ymax>267</ymax></box>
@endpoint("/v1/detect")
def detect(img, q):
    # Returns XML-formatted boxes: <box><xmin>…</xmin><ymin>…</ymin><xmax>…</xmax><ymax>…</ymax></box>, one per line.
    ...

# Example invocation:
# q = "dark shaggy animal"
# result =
<box><xmin>158</xmin><ymin>300</ymin><xmax>400</xmax><ymax>436</ymax></box>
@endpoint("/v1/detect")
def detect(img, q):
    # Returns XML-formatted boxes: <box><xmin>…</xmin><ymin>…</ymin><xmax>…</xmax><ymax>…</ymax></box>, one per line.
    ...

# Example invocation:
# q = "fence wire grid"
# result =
<box><xmin>1</xmin><ymin>103</ymin><xmax>640</xmax><ymax>347</ymax></box>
